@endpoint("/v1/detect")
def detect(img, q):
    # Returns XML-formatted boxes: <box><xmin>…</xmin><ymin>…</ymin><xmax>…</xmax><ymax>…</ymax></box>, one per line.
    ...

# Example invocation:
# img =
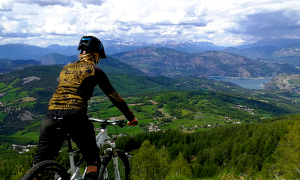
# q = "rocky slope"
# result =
<box><xmin>273</xmin><ymin>43</ymin><xmax>300</xmax><ymax>57</ymax></box>
<box><xmin>112</xmin><ymin>47</ymin><xmax>300</xmax><ymax>78</ymax></box>
<box><xmin>262</xmin><ymin>74</ymin><xmax>300</xmax><ymax>93</ymax></box>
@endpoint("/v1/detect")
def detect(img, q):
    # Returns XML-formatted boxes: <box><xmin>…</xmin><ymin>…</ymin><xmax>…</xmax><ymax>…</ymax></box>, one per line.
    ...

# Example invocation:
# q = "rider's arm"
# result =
<box><xmin>95</xmin><ymin>67</ymin><xmax>136</xmax><ymax>122</ymax></box>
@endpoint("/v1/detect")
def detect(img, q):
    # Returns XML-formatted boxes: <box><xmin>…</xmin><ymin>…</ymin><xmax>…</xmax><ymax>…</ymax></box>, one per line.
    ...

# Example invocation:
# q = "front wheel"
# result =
<box><xmin>21</xmin><ymin>160</ymin><xmax>69</xmax><ymax>180</ymax></box>
<box><xmin>99</xmin><ymin>149</ymin><xmax>131</xmax><ymax>180</ymax></box>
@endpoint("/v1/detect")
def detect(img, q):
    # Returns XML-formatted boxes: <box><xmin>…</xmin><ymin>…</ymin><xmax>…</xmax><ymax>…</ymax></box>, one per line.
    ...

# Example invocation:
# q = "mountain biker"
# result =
<box><xmin>33</xmin><ymin>36</ymin><xmax>138</xmax><ymax>180</ymax></box>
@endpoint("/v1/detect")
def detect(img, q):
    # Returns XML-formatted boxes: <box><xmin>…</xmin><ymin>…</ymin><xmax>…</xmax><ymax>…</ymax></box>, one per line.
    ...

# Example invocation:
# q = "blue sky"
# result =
<box><xmin>0</xmin><ymin>0</ymin><xmax>299</xmax><ymax>47</ymax></box>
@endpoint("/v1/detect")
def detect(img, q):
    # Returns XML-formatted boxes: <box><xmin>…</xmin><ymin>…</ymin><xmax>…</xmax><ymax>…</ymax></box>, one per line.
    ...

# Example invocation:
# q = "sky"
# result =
<box><xmin>0</xmin><ymin>0</ymin><xmax>300</xmax><ymax>47</ymax></box>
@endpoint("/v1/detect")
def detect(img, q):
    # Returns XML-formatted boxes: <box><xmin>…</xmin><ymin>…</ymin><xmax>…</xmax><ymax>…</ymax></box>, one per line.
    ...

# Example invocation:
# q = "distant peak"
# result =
<box><xmin>46</xmin><ymin>44</ymin><xmax>61</xmax><ymax>48</ymax></box>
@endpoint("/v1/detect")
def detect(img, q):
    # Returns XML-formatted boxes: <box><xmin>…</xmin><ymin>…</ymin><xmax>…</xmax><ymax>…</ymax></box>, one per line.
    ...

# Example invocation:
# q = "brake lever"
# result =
<box><xmin>117</xmin><ymin>121</ymin><xmax>126</xmax><ymax>128</ymax></box>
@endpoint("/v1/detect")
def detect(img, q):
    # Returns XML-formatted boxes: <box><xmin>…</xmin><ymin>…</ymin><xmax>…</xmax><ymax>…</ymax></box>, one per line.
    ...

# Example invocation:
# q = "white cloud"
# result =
<box><xmin>0</xmin><ymin>0</ymin><xmax>14</xmax><ymax>11</ymax></box>
<box><xmin>161</xmin><ymin>31</ymin><xmax>178</xmax><ymax>36</ymax></box>
<box><xmin>0</xmin><ymin>0</ymin><xmax>300</xmax><ymax>46</ymax></box>
<box><xmin>41</xmin><ymin>17</ymin><xmax>77</xmax><ymax>35</ymax></box>
<box><xmin>213</xmin><ymin>34</ymin><xmax>245</xmax><ymax>46</ymax></box>
<box><xmin>127</xmin><ymin>26</ymin><xmax>145</xmax><ymax>35</ymax></box>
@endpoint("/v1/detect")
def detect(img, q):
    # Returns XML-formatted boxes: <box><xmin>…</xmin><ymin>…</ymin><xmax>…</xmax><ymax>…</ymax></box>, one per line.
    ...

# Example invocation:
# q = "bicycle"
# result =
<box><xmin>22</xmin><ymin>118</ymin><xmax>132</xmax><ymax>180</ymax></box>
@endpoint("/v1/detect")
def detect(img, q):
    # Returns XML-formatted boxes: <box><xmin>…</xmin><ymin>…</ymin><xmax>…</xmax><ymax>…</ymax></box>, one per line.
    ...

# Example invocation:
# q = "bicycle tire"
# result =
<box><xmin>22</xmin><ymin>160</ymin><xmax>69</xmax><ymax>180</ymax></box>
<box><xmin>99</xmin><ymin>149</ymin><xmax>131</xmax><ymax>180</ymax></box>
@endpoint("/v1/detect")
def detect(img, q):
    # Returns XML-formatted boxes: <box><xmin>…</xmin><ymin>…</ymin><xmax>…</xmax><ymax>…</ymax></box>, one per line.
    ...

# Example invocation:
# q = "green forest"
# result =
<box><xmin>1</xmin><ymin>114</ymin><xmax>300</xmax><ymax>179</ymax></box>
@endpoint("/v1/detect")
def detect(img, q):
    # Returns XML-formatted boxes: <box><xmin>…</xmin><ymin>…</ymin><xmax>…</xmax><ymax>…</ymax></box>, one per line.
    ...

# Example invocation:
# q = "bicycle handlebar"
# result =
<box><xmin>89</xmin><ymin>118</ymin><xmax>127</xmax><ymax>128</ymax></box>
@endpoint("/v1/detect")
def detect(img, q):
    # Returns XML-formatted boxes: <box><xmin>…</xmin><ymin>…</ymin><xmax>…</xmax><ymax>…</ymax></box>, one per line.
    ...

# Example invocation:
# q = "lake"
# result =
<box><xmin>208</xmin><ymin>77</ymin><xmax>272</xmax><ymax>89</ymax></box>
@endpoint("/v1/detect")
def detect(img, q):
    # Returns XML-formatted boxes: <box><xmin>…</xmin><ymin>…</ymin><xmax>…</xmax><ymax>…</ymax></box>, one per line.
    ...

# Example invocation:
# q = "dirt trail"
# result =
<box><xmin>149</xmin><ymin>100</ymin><xmax>158</xmax><ymax>104</ymax></box>
<box><xmin>128</xmin><ymin>103</ymin><xmax>144</xmax><ymax>106</ymax></box>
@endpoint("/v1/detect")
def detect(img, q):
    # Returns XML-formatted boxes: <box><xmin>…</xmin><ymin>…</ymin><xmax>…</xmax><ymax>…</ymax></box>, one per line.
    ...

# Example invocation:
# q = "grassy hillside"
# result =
<box><xmin>6</xmin><ymin>90</ymin><xmax>299</xmax><ymax>145</ymax></box>
<box><xmin>1</xmin><ymin>65</ymin><xmax>300</xmax><ymax>143</ymax></box>
<box><xmin>98</xmin><ymin>56</ymin><xmax>147</xmax><ymax>76</ymax></box>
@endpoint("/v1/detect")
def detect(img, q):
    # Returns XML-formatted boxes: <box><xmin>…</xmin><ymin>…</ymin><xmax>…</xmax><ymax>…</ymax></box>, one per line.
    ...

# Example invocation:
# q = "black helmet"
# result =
<box><xmin>78</xmin><ymin>36</ymin><xmax>107</xmax><ymax>59</ymax></box>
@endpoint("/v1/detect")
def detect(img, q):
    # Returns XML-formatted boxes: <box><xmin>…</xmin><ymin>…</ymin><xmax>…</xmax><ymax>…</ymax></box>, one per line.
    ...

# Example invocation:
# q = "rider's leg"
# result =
<box><xmin>66</xmin><ymin>113</ymin><xmax>100</xmax><ymax>178</ymax></box>
<box><xmin>33</xmin><ymin>113</ymin><xmax>66</xmax><ymax>165</ymax></box>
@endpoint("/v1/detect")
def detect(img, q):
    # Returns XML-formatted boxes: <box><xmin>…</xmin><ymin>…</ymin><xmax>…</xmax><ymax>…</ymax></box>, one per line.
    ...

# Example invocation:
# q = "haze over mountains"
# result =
<box><xmin>1</xmin><ymin>37</ymin><xmax>300</xmax><ymax>77</ymax></box>
<box><xmin>112</xmin><ymin>47</ymin><xmax>300</xmax><ymax>78</ymax></box>
<box><xmin>0</xmin><ymin>59</ymin><xmax>41</xmax><ymax>74</ymax></box>
<box><xmin>0</xmin><ymin>38</ymin><xmax>222</xmax><ymax>60</ymax></box>
<box><xmin>0</xmin><ymin>37</ymin><xmax>299</xmax><ymax>59</ymax></box>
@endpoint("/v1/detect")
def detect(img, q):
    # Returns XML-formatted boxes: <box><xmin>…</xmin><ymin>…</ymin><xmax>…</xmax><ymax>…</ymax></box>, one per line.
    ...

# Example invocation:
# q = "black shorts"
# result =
<box><xmin>33</xmin><ymin>109</ymin><xmax>100</xmax><ymax>165</ymax></box>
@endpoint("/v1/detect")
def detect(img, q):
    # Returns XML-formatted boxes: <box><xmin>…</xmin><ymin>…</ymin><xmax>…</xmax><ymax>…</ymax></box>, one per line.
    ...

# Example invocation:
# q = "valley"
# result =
<box><xmin>2</xmin><ymin>38</ymin><xmax>300</xmax><ymax>179</ymax></box>
<box><xmin>1</xmin><ymin>65</ymin><xmax>300</xmax><ymax>145</ymax></box>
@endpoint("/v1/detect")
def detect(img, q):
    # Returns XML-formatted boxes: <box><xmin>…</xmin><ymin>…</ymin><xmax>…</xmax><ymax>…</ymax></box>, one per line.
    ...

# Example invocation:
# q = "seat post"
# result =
<box><xmin>67</xmin><ymin>134</ymin><xmax>73</xmax><ymax>152</ymax></box>
<box><xmin>66</xmin><ymin>134</ymin><xmax>77</xmax><ymax>175</ymax></box>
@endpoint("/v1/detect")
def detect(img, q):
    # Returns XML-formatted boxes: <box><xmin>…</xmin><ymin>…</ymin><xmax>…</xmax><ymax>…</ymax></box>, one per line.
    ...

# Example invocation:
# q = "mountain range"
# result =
<box><xmin>1</xmin><ymin>37</ymin><xmax>300</xmax><ymax>78</ymax></box>
<box><xmin>234</xmin><ymin>37</ymin><xmax>300</xmax><ymax>49</ymax></box>
<box><xmin>0</xmin><ymin>59</ymin><xmax>41</xmax><ymax>74</ymax></box>
<box><xmin>112</xmin><ymin>47</ymin><xmax>300</xmax><ymax>78</ymax></box>
<box><xmin>223</xmin><ymin>40</ymin><xmax>300</xmax><ymax>67</ymax></box>
<box><xmin>2</xmin><ymin>47</ymin><xmax>300</xmax><ymax>79</ymax></box>
<box><xmin>1</xmin><ymin>37</ymin><xmax>300</xmax><ymax>59</ymax></box>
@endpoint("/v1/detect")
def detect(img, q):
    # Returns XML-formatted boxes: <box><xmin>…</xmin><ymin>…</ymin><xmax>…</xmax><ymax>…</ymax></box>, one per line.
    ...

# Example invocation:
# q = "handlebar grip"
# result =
<box><xmin>128</xmin><ymin>119</ymin><xmax>138</xmax><ymax>126</ymax></box>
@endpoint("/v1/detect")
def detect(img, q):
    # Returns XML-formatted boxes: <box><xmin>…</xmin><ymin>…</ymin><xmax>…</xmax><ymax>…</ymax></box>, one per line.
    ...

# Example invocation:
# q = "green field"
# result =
<box><xmin>0</xmin><ymin>82</ymin><xmax>5</xmax><ymax>89</ymax></box>
<box><xmin>182</xmin><ymin>109</ymin><xmax>192</xmax><ymax>116</ymax></box>
<box><xmin>0</xmin><ymin>113</ymin><xmax>8</xmax><ymax>122</ymax></box>
<box><xmin>97</xmin><ymin>107</ymin><xmax>124</xmax><ymax>118</ymax></box>
<box><xmin>107</xmin><ymin>126</ymin><xmax>143</xmax><ymax>135</ymax></box>
<box><xmin>25</xmin><ymin>122</ymin><xmax>41</xmax><ymax>130</ymax></box>
<box><xmin>7</xmin><ymin>87</ymin><xmax>22</xmax><ymax>93</ymax></box>
<box><xmin>10</xmin><ymin>131</ymin><xmax>40</xmax><ymax>142</ymax></box>
<box><xmin>18</xmin><ymin>101</ymin><xmax>36</xmax><ymax>108</ymax></box>
<box><xmin>17</xmin><ymin>91</ymin><xmax>30</xmax><ymax>98</ymax></box>
<box><xmin>1</xmin><ymin>78</ymin><xmax>299</xmax><ymax>145</ymax></box>
<box><xmin>86</xmin><ymin>95</ymin><xmax>226</xmax><ymax>135</ymax></box>
<box><xmin>0</xmin><ymin>93</ymin><xmax>17</xmax><ymax>101</ymax></box>
<box><xmin>0</xmin><ymin>78</ymin><xmax>20</xmax><ymax>93</ymax></box>
<box><xmin>84</xmin><ymin>94</ymin><xmax>262</xmax><ymax>136</ymax></box>
<box><xmin>158</xmin><ymin>107</ymin><xmax>171</xmax><ymax>117</ymax></box>
<box><xmin>141</xmin><ymin>105</ymin><xmax>156</xmax><ymax>114</ymax></box>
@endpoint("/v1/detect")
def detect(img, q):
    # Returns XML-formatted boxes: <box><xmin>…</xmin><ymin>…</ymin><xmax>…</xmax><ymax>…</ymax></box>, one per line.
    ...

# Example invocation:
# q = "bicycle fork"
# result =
<box><xmin>111</xmin><ymin>141</ymin><xmax>121</xmax><ymax>180</ymax></box>
<box><xmin>103</xmin><ymin>141</ymin><xmax>121</xmax><ymax>180</ymax></box>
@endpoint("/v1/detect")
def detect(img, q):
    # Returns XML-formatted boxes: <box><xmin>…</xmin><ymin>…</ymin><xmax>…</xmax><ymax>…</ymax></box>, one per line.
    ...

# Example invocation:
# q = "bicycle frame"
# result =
<box><xmin>63</xmin><ymin>118</ymin><xmax>122</xmax><ymax>180</ymax></box>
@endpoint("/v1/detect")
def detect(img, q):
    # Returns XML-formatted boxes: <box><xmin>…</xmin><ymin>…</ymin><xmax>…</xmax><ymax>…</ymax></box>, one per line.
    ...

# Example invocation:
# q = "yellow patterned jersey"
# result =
<box><xmin>48</xmin><ymin>60</ymin><xmax>135</xmax><ymax>121</ymax></box>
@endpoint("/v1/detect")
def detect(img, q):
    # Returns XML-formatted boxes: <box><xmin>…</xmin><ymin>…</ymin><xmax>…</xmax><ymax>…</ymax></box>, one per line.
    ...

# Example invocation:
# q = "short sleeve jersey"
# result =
<box><xmin>48</xmin><ymin>60</ymin><xmax>135</xmax><ymax>121</ymax></box>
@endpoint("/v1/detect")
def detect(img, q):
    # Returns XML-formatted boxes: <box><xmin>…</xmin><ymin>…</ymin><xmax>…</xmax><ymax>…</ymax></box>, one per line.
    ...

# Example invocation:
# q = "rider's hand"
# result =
<box><xmin>127</xmin><ymin>118</ymin><xmax>138</xmax><ymax>126</ymax></box>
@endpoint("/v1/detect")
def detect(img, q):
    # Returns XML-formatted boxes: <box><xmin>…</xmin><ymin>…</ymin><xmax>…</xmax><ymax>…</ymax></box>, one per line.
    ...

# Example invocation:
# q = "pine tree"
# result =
<box><xmin>158</xmin><ymin>145</ymin><xmax>171</xmax><ymax>179</ymax></box>
<box><xmin>10</xmin><ymin>164</ymin><xmax>27</xmax><ymax>180</ymax></box>
<box><xmin>131</xmin><ymin>140</ymin><xmax>160</xmax><ymax>180</ymax></box>
<box><xmin>166</xmin><ymin>152</ymin><xmax>192</xmax><ymax>179</ymax></box>
<box><xmin>271</xmin><ymin>121</ymin><xmax>300</xmax><ymax>179</ymax></box>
